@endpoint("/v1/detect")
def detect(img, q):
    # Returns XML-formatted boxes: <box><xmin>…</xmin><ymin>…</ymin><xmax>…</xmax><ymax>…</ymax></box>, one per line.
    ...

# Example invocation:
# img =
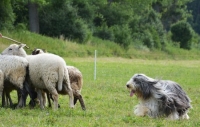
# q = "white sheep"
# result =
<box><xmin>32</xmin><ymin>48</ymin><xmax>86</xmax><ymax>110</ymax></box>
<box><xmin>1</xmin><ymin>44</ymin><xmax>74</xmax><ymax>110</ymax></box>
<box><xmin>0</xmin><ymin>55</ymin><xmax>28</xmax><ymax>107</ymax></box>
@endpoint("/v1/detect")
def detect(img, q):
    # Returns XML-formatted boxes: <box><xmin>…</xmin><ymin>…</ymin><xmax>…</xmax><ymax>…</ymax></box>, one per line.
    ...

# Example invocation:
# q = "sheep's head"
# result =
<box><xmin>1</xmin><ymin>44</ymin><xmax>27</xmax><ymax>57</ymax></box>
<box><xmin>32</xmin><ymin>48</ymin><xmax>45</xmax><ymax>55</ymax></box>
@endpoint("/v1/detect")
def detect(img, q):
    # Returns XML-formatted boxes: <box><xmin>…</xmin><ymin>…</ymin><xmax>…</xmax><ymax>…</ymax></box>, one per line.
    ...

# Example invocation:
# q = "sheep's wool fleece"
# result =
<box><xmin>0</xmin><ymin>55</ymin><xmax>28</xmax><ymax>74</ymax></box>
<box><xmin>26</xmin><ymin>53</ymin><xmax>66</xmax><ymax>89</ymax></box>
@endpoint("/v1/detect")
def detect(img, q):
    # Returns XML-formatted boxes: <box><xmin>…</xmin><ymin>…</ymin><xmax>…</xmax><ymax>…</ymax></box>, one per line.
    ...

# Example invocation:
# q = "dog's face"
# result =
<box><xmin>126</xmin><ymin>74</ymin><xmax>156</xmax><ymax>98</ymax></box>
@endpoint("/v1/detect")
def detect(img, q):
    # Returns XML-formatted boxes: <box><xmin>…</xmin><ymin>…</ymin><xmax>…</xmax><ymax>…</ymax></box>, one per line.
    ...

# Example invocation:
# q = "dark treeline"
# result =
<box><xmin>0</xmin><ymin>0</ymin><xmax>200</xmax><ymax>50</ymax></box>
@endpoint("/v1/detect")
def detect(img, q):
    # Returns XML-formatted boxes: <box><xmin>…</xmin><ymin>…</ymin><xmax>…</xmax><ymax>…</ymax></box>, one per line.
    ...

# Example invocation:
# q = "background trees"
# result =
<box><xmin>171</xmin><ymin>21</ymin><xmax>194</xmax><ymax>50</ymax></box>
<box><xmin>187</xmin><ymin>0</ymin><xmax>200</xmax><ymax>34</ymax></box>
<box><xmin>0</xmin><ymin>0</ymin><xmax>15</xmax><ymax>30</ymax></box>
<box><xmin>0</xmin><ymin>0</ymin><xmax>199</xmax><ymax>50</ymax></box>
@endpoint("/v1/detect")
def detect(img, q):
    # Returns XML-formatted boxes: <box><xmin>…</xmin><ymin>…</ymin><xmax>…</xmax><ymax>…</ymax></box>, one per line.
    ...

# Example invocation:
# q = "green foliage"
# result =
<box><xmin>142</xmin><ymin>30</ymin><xmax>155</xmax><ymax>49</ymax></box>
<box><xmin>39</xmin><ymin>1</ymin><xmax>91</xmax><ymax>43</ymax></box>
<box><xmin>70</xmin><ymin>18</ymin><xmax>91</xmax><ymax>43</ymax></box>
<box><xmin>187</xmin><ymin>0</ymin><xmax>200</xmax><ymax>34</ymax></box>
<box><xmin>130</xmin><ymin>9</ymin><xmax>165</xmax><ymax>50</ymax></box>
<box><xmin>11</xmin><ymin>0</ymin><xmax>28</xmax><ymax>29</ymax></box>
<box><xmin>112</xmin><ymin>24</ymin><xmax>132</xmax><ymax>49</ymax></box>
<box><xmin>153</xmin><ymin>0</ymin><xmax>192</xmax><ymax>31</ymax></box>
<box><xmin>171</xmin><ymin>21</ymin><xmax>194</xmax><ymax>50</ymax></box>
<box><xmin>94</xmin><ymin>23</ymin><xmax>115</xmax><ymax>41</ymax></box>
<box><xmin>93</xmin><ymin>2</ymin><xmax>134</xmax><ymax>48</ymax></box>
<box><xmin>1</xmin><ymin>0</ymin><xmax>199</xmax><ymax>51</ymax></box>
<box><xmin>72</xmin><ymin>0</ymin><xmax>96</xmax><ymax>28</ymax></box>
<box><xmin>97</xmin><ymin>2</ymin><xmax>133</xmax><ymax>27</ymax></box>
<box><xmin>0</xmin><ymin>0</ymin><xmax>15</xmax><ymax>30</ymax></box>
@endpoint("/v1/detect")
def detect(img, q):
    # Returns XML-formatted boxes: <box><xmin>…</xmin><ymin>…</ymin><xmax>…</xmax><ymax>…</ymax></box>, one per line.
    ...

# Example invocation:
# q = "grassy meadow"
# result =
<box><xmin>0</xmin><ymin>57</ymin><xmax>200</xmax><ymax>127</ymax></box>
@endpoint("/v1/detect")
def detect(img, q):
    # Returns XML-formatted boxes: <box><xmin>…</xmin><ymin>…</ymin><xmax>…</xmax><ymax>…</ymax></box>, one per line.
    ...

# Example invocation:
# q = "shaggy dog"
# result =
<box><xmin>126</xmin><ymin>74</ymin><xmax>191</xmax><ymax>120</ymax></box>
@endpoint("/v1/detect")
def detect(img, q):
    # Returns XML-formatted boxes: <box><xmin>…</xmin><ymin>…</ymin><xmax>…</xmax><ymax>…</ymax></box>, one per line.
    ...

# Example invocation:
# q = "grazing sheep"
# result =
<box><xmin>0</xmin><ymin>55</ymin><xmax>28</xmax><ymax>107</ymax></box>
<box><xmin>66</xmin><ymin>66</ymin><xmax>86</xmax><ymax>110</ymax></box>
<box><xmin>43</xmin><ymin>66</ymin><xmax>86</xmax><ymax>110</ymax></box>
<box><xmin>1</xmin><ymin>44</ymin><xmax>74</xmax><ymax>110</ymax></box>
<box><xmin>32</xmin><ymin>48</ymin><xmax>86</xmax><ymax>110</ymax></box>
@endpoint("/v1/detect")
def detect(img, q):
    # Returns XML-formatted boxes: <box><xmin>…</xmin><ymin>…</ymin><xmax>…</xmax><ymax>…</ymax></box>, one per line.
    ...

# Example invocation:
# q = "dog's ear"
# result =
<box><xmin>134</xmin><ymin>77</ymin><xmax>158</xmax><ymax>99</ymax></box>
<box><xmin>134</xmin><ymin>76</ymin><xmax>157</xmax><ymax>85</ymax></box>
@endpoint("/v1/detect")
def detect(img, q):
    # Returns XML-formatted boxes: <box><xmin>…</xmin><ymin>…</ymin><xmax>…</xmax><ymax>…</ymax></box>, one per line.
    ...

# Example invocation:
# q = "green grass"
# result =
<box><xmin>1</xmin><ymin>30</ymin><xmax>200</xmax><ymax>59</ymax></box>
<box><xmin>1</xmin><ymin>58</ymin><xmax>200</xmax><ymax>127</ymax></box>
<box><xmin>0</xmin><ymin>30</ymin><xmax>124</xmax><ymax>58</ymax></box>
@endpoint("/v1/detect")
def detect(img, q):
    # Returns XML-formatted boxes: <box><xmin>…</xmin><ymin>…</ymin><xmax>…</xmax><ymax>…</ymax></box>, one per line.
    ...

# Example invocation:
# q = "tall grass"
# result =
<box><xmin>1</xmin><ymin>30</ymin><xmax>200</xmax><ymax>59</ymax></box>
<box><xmin>0</xmin><ymin>58</ymin><xmax>199</xmax><ymax>127</ymax></box>
<box><xmin>0</xmin><ymin>30</ymin><xmax>124</xmax><ymax>57</ymax></box>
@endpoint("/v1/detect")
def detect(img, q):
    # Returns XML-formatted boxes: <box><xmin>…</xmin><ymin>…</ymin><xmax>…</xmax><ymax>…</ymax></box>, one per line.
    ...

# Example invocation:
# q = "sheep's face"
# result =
<box><xmin>32</xmin><ymin>49</ymin><xmax>45</xmax><ymax>55</ymax></box>
<box><xmin>1</xmin><ymin>44</ymin><xmax>27</xmax><ymax>57</ymax></box>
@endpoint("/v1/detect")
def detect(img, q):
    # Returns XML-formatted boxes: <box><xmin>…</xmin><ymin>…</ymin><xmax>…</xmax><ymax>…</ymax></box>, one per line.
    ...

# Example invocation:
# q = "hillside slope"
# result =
<box><xmin>0</xmin><ymin>30</ymin><xmax>200</xmax><ymax>60</ymax></box>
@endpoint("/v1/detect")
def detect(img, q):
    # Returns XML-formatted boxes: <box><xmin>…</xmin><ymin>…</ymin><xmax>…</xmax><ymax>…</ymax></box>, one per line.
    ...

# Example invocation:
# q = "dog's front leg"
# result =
<box><xmin>180</xmin><ymin>113</ymin><xmax>189</xmax><ymax>120</ymax></box>
<box><xmin>167</xmin><ymin>112</ymin><xmax>179</xmax><ymax>120</ymax></box>
<box><xmin>134</xmin><ymin>104</ymin><xmax>149</xmax><ymax>117</ymax></box>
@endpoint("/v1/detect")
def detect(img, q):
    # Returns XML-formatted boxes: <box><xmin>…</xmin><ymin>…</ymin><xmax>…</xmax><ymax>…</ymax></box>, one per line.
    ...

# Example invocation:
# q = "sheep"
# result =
<box><xmin>0</xmin><ymin>55</ymin><xmax>28</xmax><ymax>108</ymax></box>
<box><xmin>66</xmin><ymin>66</ymin><xmax>86</xmax><ymax>110</ymax></box>
<box><xmin>41</xmin><ymin>66</ymin><xmax>86</xmax><ymax>110</ymax></box>
<box><xmin>32</xmin><ymin>48</ymin><xmax>86</xmax><ymax>110</ymax></box>
<box><xmin>1</xmin><ymin>44</ymin><xmax>74</xmax><ymax>110</ymax></box>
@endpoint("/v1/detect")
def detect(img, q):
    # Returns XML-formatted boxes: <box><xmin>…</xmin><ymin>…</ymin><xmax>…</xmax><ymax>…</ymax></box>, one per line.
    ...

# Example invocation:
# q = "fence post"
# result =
<box><xmin>94</xmin><ymin>50</ymin><xmax>97</xmax><ymax>80</ymax></box>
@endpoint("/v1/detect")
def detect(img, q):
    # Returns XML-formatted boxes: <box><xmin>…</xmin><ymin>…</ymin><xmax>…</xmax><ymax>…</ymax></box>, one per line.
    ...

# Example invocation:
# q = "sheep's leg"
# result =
<box><xmin>45</xmin><ymin>84</ymin><xmax>59</xmax><ymax>110</ymax></box>
<box><xmin>50</xmin><ymin>93</ymin><xmax>54</xmax><ymax>102</ymax></box>
<box><xmin>16</xmin><ymin>95</ymin><xmax>24</xmax><ymax>108</ymax></box>
<box><xmin>5</xmin><ymin>94</ymin><xmax>9</xmax><ymax>106</ymax></box>
<box><xmin>23</xmin><ymin>81</ymin><xmax>37</xmax><ymax>108</ymax></box>
<box><xmin>36</xmin><ymin>89</ymin><xmax>45</xmax><ymax>109</ymax></box>
<box><xmin>74</xmin><ymin>96</ymin><xmax>78</xmax><ymax>105</ymax></box>
<box><xmin>48</xmin><ymin>93</ymin><xmax>60</xmax><ymax>108</ymax></box>
<box><xmin>2</xmin><ymin>90</ymin><xmax>6</xmax><ymax>107</ymax></box>
<box><xmin>19</xmin><ymin>85</ymin><xmax>29</xmax><ymax>107</ymax></box>
<box><xmin>46</xmin><ymin>91</ymin><xmax>52</xmax><ymax>107</ymax></box>
<box><xmin>49</xmin><ymin>89</ymin><xmax>58</xmax><ymax>110</ymax></box>
<box><xmin>6</xmin><ymin>92</ymin><xmax>13</xmax><ymax>108</ymax></box>
<box><xmin>0</xmin><ymin>70</ymin><xmax>4</xmax><ymax>96</ymax></box>
<box><xmin>63</xmin><ymin>85</ymin><xmax>74</xmax><ymax>108</ymax></box>
<box><xmin>11</xmin><ymin>77</ymin><xmax>26</xmax><ymax>108</ymax></box>
<box><xmin>16</xmin><ymin>88</ymin><xmax>27</xmax><ymax>108</ymax></box>
<box><xmin>42</xmin><ymin>91</ymin><xmax>46</xmax><ymax>108</ymax></box>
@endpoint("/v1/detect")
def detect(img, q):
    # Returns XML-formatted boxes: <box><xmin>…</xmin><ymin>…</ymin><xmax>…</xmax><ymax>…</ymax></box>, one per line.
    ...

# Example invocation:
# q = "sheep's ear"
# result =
<box><xmin>18</xmin><ymin>44</ymin><xmax>26</xmax><ymax>49</ymax></box>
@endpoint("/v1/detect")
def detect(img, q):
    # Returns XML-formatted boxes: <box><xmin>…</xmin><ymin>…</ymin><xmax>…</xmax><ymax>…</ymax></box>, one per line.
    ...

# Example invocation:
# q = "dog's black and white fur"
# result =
<box><xmin>126</xmin><ymin>74</ymin><xmax>191</xmax><ymax>120</ymax></box>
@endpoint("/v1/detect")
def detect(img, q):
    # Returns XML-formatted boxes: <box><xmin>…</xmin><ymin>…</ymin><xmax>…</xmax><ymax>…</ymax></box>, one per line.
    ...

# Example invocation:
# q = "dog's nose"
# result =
<box><xmin>126</xmin><ymin>84</ymin><xmax>130</xmax><ymax>88</ymax></box>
